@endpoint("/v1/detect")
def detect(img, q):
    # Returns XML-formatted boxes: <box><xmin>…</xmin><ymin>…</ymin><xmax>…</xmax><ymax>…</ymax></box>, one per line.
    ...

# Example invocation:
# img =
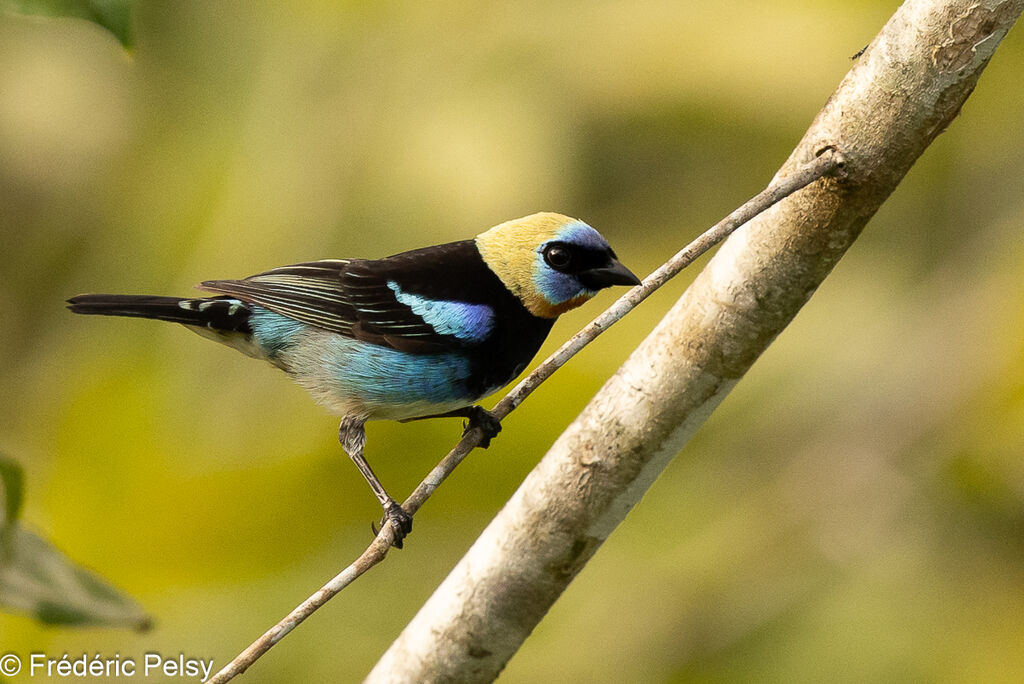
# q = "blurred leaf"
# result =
<box><xmin>0</xmin><ymin>527</ymin><xmax>151</xmax><ymax>629</ymax></box>
<box><xmin>0</xmin><ymin>456</ymin><xmax>149</xmax><ymax>630</ymax></box>
<box><xmin>1</xmin><ymin>0</ymin><xmax>135</xmax><ymax>48</ymax></box>
<box><xmin>0</xmin><ymin>457</ymin><xmax>23</xmax><ymax>527</ymax></box>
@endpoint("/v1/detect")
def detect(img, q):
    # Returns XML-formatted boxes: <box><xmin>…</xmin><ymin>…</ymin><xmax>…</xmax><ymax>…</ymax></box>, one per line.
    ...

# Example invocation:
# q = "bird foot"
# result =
<box><xmin>463</xmin><ymin>406</ymin><xmax>502</xmax><ymax>448</ymax></box>
<box><xmin>377</xmin><ymin>501</ymin><xmax>413</xmax><ymax>549</ymax></box>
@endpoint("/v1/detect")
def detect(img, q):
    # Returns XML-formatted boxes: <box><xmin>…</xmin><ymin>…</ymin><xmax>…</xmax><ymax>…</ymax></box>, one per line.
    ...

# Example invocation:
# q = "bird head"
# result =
<box><xmin>475</xmin><ymin>213</ymin><xmax>640</xmax><ymax>319</ymax></box>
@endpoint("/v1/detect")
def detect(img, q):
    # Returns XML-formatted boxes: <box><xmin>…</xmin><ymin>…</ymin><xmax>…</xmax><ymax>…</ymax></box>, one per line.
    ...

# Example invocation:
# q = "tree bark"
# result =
<box><xmin>366</xmin><ymin>0</ymin><xmax>1024</xmax><ymax>681</ymax></box>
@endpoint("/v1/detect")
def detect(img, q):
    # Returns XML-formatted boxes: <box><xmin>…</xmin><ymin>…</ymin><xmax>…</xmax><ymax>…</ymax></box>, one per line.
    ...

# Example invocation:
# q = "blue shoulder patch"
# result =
<box><xmin>386</xmin><ymin>281</ymin><xmax>494</xmax><ymax>343</ymax></box>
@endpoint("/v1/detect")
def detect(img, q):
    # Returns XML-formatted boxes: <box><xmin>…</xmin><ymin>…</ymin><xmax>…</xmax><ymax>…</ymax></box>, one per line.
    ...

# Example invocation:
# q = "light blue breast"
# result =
<box><xmin>250</xmin><ymin>308</ymin><xmax>480</xmax><ymax>419</ymax></box>
<box><xmin>320</xmin><ymin>334</ymin><xmax>475</xmax><ymax>409</ymax></box>
<box><xmin>386</xmin><ymin>281</ymin><xmax>494</xmax><ymax>343</ymax></box>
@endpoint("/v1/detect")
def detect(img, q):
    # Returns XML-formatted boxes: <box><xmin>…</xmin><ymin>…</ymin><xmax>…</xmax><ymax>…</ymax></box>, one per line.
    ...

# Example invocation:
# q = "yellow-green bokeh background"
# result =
<box><xmin>2</xmin><ymin>1</ymin><xmax>1024</xmax><ymax>681</ymax></box>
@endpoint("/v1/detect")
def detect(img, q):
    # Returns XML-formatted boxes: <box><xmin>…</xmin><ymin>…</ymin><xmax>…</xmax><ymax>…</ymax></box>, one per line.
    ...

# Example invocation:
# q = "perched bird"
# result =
<box><xmin>68</xmin><ymin>212</ymin><xmax>640</xmax><ymax>547</ymax></box>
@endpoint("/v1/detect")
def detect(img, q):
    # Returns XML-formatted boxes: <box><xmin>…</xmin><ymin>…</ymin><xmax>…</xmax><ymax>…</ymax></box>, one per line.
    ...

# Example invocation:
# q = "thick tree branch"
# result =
<box><xmin>207</xmin><ymin>150</ymin><xmax>840</xmax><ymax>684</ymax></box>
<box><xmin>365</xmin><ymin>0</ymin><xmax>1023</xmax><ymax>681</ymax></box>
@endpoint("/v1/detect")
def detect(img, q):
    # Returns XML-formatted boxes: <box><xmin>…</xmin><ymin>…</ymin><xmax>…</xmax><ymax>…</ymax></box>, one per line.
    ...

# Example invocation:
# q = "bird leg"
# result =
<box><xmin>400</xmin><ymin>405</ymin><xmax>502</xmax><ymax>448</ymax></box>
<box><xmin>338</xmin><ymin>416</ymin><xmax>412</xmax><ymax>549</ymax></box>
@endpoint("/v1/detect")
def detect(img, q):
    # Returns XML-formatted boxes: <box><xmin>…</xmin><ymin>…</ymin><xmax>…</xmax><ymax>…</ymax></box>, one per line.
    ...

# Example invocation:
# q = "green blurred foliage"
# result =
<box><xmin>0</xmin><ymin>458</ymin><xmax>24</xmax><ymax>524</ymax></box>
<box><xmin>1</xmin><ymin>0</ymin><xmax>134</xmax><ymax>47</ymax></box>
<box><xmin>1</xmin><ymin>457</ymin><xmax>149</xmax><ymax>630</ymax></box>
<box><xmin>0</xmin><ymin>1</ymin><xmax>1022</xmax><ymax>681</ymax></box>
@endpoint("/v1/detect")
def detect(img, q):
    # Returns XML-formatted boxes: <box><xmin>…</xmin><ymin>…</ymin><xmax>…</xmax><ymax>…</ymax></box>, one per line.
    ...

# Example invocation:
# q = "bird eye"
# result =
<box><xmin>543</xmin><ymin>244</ymin><xmax>573</xmax><ymax>271</ymax></box>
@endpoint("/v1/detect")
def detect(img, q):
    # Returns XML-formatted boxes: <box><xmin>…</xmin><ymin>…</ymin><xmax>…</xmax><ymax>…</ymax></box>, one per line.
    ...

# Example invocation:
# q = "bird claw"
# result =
<box><xmin>378</xmin><ymin>501</ymin><xmax>413</xmax><ymax>549</ymax></box>
<box><xmin>463</xmin><ymin>406</ymin><xmax>502</xmax><ymax>448</ymax></box>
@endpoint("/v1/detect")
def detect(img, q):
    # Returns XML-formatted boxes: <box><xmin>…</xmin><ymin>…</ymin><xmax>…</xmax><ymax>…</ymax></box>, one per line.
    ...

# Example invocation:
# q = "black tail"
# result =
<box><xmin>67</xmin><ymin>294</ymin><xmax>252</xmax><ymax>333</ymax></box>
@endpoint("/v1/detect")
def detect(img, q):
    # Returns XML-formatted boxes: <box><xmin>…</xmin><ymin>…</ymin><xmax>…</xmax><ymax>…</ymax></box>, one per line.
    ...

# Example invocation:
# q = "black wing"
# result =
<box><xmin>199</xmin><ymin>242</ymin><xmax>498</xmax><ymax>354</ymax></box>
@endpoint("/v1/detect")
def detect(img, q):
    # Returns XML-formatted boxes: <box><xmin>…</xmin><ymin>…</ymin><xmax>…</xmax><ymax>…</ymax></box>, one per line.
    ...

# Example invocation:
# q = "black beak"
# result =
<box><xmin>579</xmin><ymin>259</ymin><xmax>642</xmax><ymax>290</ymax></box>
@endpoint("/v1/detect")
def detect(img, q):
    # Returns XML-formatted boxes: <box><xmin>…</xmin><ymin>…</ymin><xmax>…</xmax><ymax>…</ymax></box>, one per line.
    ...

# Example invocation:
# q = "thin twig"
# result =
<box><xmin>207</xmin><ymin>147</ymin><xmax>842</xmax><ymax>684</ymax></box>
